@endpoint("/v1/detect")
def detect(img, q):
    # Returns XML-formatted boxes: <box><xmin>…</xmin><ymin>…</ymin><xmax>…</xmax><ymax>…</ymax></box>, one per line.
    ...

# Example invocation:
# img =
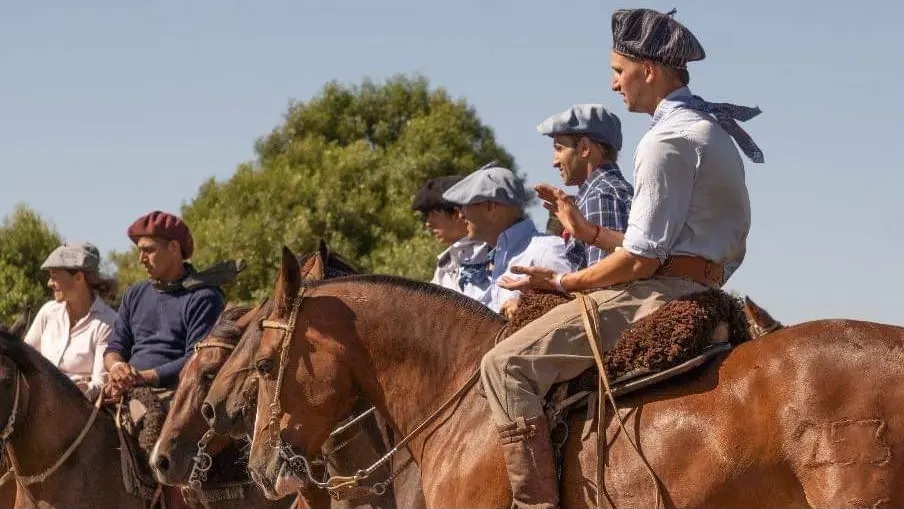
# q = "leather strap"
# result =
<box><xmin>655</xmin><ymin>255</ymin><xmax>724</xmax><ymax>288</ymax></box>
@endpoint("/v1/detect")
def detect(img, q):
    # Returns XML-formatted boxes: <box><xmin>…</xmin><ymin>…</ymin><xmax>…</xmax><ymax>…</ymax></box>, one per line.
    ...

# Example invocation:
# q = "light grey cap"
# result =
<box><xmin>537</xmin><ymin>103</ymin><xmax>623</xmax><ymax>150</ymax></box>
<box><xmin>441</xmin><ymin>164</ymin><xmax>527</xmax><ymax>207</ymax></box>
<box><xmin>40</xmin><ymin>242</ymin><xmax>101</xmax><ymax>272</ymax></box>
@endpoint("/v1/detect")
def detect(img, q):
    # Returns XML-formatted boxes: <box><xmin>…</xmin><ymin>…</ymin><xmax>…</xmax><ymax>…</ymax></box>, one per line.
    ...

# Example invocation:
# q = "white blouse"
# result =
<box><xmin>24</xmin><ymin>298</ymin><xmax>118</xmax><ymax>394</ymax></box>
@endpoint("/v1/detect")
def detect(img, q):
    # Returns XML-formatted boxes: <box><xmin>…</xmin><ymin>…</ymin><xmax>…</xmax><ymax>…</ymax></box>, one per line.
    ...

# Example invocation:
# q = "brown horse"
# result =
<box><xmin>158</xmin><ymin>245</ymin><xmax>424</xmax><ymax>509</ymax></box>
<box><xmin>208</xmin><ymin>250</ymin><xmax>904</xmax><ymax>508</ymax></box>
<box><xmin>0</xmin><ymin>329</ymin><xmax>156</xmax><ymax>508</ymax></box>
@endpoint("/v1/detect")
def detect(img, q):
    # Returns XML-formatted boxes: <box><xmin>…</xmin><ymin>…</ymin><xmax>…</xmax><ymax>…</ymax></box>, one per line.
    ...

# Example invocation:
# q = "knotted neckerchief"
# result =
<box><xmin>653</xmin><ymin>94</ymin><xmax>764</xmax><ymax>163</ymax></box>
<box><xmin>458</xmin><ymin>248</ymin><xmax>495</xmax><ymax>291</ymax></box>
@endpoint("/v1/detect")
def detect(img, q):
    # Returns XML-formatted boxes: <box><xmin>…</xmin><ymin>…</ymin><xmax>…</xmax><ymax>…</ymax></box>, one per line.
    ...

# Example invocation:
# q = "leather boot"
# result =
<box><xmin>496</xmin><ymin>415</ymin><xmax>560</xmax><ymax>509</ymax></box>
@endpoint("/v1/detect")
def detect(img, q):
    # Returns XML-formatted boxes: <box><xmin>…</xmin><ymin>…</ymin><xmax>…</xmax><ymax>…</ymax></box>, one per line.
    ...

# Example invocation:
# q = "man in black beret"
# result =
<box><xmin>412</xmin><ymin>175</ymin><xmax>492</xmax><ymax>299</ymax></box>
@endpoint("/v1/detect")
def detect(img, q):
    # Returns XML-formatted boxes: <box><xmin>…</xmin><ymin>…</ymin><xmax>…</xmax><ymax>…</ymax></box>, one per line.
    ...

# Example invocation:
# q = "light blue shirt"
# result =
<box><xmin>472</xmin><ymin>218</ymin><xmax>575</xmax><ymax>313</ymax></box>
<box><xmin>622</xmin><ymin>86</ymin><xmax>751</xmax><ymax>282</ymax></box>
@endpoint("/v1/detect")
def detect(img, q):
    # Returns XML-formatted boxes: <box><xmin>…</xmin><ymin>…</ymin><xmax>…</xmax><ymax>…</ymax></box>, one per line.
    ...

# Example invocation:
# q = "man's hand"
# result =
<box><xmin>107</xmin><ymin>361</ymin><xmax>140</xmax><ymax>391</ymax></box>
<box><xmin>535</xmin><ymin>184</ymin><xmax>595</xmax><ymax>243</ymax></box>
<box><xmin>499</xmin><ymin>266</ymin><xmax>558</xmax><ymax>292</ymax></box>
<box><xmin>102</xmin><ymin>382</ymin><xmax>123</xmax><ymax>405</ymax></box>
<box><xmin>500</xmin><ymin>298</ymin><xmax>520</xmax><ymax>320</ymax></box>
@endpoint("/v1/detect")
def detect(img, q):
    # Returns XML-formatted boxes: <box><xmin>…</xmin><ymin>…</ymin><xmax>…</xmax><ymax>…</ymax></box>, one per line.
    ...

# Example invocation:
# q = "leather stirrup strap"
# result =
<box><xmin>574</xmin><ymin>292</ymin><xmax>663</xmax><ymax>509</ymax></box>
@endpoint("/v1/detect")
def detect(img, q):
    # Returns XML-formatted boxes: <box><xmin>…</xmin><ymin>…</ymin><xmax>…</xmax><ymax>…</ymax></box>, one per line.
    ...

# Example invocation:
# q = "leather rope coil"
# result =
<box><xmin>574</xmin><ymin>291</ymin><xmax>664</xmax><ymax>509</ymax></box>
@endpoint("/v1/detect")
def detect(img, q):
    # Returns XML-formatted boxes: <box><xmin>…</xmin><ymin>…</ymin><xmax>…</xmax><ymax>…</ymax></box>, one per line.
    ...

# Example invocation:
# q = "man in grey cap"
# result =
<box><xmin>442</xmin><ymin>164</ymin><xmax>574</xmax><ymax>314</ymax></box>
<box><xmin>481</xmin><ymin>8</ymin><xmax>762</xmax><ymax>508</ymax></box>
<box><xmin>536</xmin><ymin>104</ymin><xmax>634</xmax><ymax>269</ymax></box>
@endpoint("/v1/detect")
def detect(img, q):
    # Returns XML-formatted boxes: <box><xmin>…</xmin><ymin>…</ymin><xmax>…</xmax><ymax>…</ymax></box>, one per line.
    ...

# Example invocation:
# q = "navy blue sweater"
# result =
<box><xmin>106</xmin><ymin>279</ymin><xmax>226</xmax><ymax>388</ymax></box>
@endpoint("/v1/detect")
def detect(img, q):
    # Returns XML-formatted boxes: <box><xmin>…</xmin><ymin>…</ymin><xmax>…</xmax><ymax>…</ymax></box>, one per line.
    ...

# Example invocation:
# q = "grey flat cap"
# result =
<box><xmin>537</xmin><ymin>104</ymin><xmax>623</xmax><ymax>151</ymax></box>
<box><xmin>41</xmin><ymin>242</ymin><xmax>101</xmax><ymax>272</ymax></box>
<box><xmin>612</xmin><ymin>8</ymin><xmax>705</xmax><ymax>69</ymax></box>
<box><xmin>442</xmin><ymin>164</ymin><xmax>527</xmax><ymax>207</ymax></box>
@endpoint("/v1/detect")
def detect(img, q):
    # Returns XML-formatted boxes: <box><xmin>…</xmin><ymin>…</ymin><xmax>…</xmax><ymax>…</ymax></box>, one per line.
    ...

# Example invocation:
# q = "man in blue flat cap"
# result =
<box><xmin>442</xmin><ymin>164</ymin><xmax>575</xmax><ymax>315</ymax></box>
<box><xmin>481</xmin><ymin>8</ymin><xmax>763</xmax><ymax>508</ymax></box>
<box><xmin>536</xmin><ymin>104</ymin><xmax>634</xmax><ymax>270</ymax></box>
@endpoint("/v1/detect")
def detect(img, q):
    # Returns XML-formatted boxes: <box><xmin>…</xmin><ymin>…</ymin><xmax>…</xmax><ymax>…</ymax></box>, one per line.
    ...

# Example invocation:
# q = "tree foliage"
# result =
<box><xmin>113</xmin><ymin>75</ymin><xmax>520</xmax><ymax>303</ymax></box>
<box><xmin>0</xmin><ymin>205</ymin><xmax>62</xmax><ymax>326</ymax></box>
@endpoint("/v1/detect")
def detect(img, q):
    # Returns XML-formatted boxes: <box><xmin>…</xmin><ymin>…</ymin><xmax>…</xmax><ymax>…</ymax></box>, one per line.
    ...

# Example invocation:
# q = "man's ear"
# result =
<box><xmin>579</xmin><ymin>137</ymin><xmax>593</xmax><ymax>158</ymax></box>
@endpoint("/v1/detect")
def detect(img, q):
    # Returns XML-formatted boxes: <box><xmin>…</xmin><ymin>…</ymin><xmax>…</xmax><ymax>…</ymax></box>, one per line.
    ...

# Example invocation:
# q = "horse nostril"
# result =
<box><xmin>155</xmin><ymin>454</ymin><xmax>171</xmax><ymax>472</ymax></box>
<box><xmin>201</xmin><ymin>402</ymin><xmax>216</xmax><ymax>425</ymax></box>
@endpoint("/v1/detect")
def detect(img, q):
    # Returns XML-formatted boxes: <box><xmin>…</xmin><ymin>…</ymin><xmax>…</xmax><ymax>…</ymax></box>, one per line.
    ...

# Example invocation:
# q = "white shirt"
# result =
<box><xmin>431</xmin><ymin>238</ymin><xmax>492</xmax><ymax>300</ymax></box>
<box><xmin>24</xmin><ymin>297</ymin><xmax>118</xmax><ymax>394</ymax></box>
<box><xmin>623</xmin><ymin>86</ymin><xmax>751</xmax><ymax>281</ymax></box>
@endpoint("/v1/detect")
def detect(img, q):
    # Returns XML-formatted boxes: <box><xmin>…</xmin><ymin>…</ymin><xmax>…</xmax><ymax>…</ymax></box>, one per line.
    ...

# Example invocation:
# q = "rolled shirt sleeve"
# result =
<box><xmin>622</xmin><ymin>130</ymin><xmax>698</xmax><ymax>262</ymax></box>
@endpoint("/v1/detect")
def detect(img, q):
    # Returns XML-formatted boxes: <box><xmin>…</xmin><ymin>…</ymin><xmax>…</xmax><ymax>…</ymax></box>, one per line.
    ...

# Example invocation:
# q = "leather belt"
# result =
<box><xmin>655</xmin><ymin>255</ymin><xmax>724</xmax><ymax>288</ymax></box>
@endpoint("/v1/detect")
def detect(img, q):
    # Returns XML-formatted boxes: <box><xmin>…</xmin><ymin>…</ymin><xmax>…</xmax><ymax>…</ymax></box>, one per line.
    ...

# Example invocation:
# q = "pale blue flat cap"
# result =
<box><xmin>41</xmin><ymin>242</ymin><xmax>101</xmax><ymax>271</ymax></box>
<box><xmin>442</xmin><ymin>164</ymin><xmax>527</xmax><ymax>207</ymax></box>
<box><xmin>537</xmin><ymin>104</ymin><xmax>623</xmax><ymax>151</ymax></box>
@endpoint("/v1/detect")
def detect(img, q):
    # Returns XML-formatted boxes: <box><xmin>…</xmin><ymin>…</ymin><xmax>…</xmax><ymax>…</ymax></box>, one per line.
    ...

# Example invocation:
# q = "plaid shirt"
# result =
<box><xmin>565</xmin><ymin>164</ymin><xmax>634</xmax><ymax>268</ymax></box>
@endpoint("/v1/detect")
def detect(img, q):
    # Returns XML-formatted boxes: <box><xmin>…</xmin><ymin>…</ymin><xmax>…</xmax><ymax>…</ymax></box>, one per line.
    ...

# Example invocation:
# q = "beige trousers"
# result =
<box><xmin>480</xmin><ymin>276</ymin><xmax>706</xmax><ymax>424</ymax></box>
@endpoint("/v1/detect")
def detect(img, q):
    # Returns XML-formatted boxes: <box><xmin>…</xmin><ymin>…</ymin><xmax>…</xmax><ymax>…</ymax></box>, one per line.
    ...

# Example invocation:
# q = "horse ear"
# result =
<box><xmin>274</xmin><ymin>246</ymin><xmax>302</xmax><ymax>317</ymax></box>
<box><xmin>307</xmin><ymin>253</ymin><xmax>326</xmax><ymax>281</ymax></box>
<box><xmin>317</xmin><ymin>238</ymin><xmax>330</xmax><ymax>259</ymax></box>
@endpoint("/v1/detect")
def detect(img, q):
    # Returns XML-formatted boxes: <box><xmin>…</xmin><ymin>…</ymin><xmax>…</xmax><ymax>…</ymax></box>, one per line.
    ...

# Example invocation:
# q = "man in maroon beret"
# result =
<box><xmin>103</xmin><ymin>210</ymin><xmax>226</xmax><ymax>398</ymax></box>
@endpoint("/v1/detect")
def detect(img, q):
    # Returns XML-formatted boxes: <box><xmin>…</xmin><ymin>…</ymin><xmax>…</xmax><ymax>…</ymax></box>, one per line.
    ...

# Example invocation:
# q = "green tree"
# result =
<box><xmin>147</xmin><ymin>74</ymin><xmax>519</xmax><ymax>303</ymax></box>
<box><xmin>0</xmin><ymin>205</ymin><xmax>62</xmax><ymax>326</ymax></box>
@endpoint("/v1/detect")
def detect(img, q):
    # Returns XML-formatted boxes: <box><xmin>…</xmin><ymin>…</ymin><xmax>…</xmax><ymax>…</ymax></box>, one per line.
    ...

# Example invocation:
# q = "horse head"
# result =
<box><xmin>151</xmin><ymin>304</ymin><xmax>255</xmax><ymax>485</ymax></box>
<box><xmin>244</xmin><ymin>247</ymin><xmax>359</xmax><ymax>500</ymax></box>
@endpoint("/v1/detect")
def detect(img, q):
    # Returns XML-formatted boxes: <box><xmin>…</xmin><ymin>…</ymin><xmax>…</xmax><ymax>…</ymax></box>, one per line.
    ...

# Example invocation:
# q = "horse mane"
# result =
<box><xmin>208</xmin><ymin>305</ymin><xmax>255</xmax><ymax>342</ymax></box>
<box><xmin>0</xmin><ymin>329</ymin><xmax>87</xmax><ymax>400</ymax></box>
<box><xmin>301</xmin><ymin>274</ymin><xmax>505</xmax><ymax>324</ymax></box>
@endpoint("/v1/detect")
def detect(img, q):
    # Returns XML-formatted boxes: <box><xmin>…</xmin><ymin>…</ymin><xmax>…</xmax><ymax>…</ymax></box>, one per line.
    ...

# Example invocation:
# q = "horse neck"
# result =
<box><xmin>10</xmin><ymin>369</ymin><xmax>117</xmax><ymax>477</ymax></box>
<box><xmin>328</xmin><ymin>283</ymin><xmax>506</xmax><ymax>445</ymax></box>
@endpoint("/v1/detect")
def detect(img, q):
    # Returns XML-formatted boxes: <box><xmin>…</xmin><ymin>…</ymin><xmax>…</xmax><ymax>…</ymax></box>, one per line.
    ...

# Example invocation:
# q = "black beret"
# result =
<box><xmin>411</xmin><ymin>175</ymin><xmax>465</xmax><ymax>212</ymax></box>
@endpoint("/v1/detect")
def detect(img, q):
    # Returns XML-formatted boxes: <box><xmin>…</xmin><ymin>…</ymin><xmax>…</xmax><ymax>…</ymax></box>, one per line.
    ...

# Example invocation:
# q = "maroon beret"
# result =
<box><xmin>127</xmin><ymin>210</ymin><xmax>194</xmax><ymax>259</ymax></box>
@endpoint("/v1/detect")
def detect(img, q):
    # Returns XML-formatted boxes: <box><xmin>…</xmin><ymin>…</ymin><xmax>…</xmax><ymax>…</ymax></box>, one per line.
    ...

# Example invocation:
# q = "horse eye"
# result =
<box><xmin>202</xmin><ymin>371</ymin><xmax>216</xmax><ymax>383</ymax></box>
<box><xmin>256</xmin><ymin>359</ymin><xmax>274</xmax><ymax>375</ymax></box>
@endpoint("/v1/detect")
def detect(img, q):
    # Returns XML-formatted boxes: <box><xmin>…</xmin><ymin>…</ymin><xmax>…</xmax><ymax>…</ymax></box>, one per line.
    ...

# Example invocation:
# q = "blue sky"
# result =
<box><xmin>2</xmin><ymin>1</ymin><xmax>902</xmax><ymax>326</ymax></box>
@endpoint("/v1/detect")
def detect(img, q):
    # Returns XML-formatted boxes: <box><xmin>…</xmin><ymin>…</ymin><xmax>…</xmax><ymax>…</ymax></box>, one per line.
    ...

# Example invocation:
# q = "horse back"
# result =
<box><xmin>561</xmin><ymin>319</ymin><xmax>904</xmax><ymax>508</ymax></box>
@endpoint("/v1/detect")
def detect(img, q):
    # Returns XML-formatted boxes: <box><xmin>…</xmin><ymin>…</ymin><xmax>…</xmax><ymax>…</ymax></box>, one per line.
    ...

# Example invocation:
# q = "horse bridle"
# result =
<box><xmin>0</xmin><ymin>365</ymin><xmax>102</xmax><ymax>505</ymax></box>
<box><xmin>260</xmin><ymin>287</ymin><xmax>485</xmax><ymax>499</ymax></box>
<box><xmin>186</xmin><ymin>339</ymin><xmax>240</xmax><ymax>494</ymax></box>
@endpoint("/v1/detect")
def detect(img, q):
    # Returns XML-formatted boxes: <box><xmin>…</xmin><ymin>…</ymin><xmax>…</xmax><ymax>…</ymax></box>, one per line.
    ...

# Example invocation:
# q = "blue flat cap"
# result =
<box><xmin>442</xmin><ymin>164</ymin><xmax>527</xmax><ymax>207</ymax></box>
<box><xmin>612</xmin><ymin>8</ymin><xmax>705</xmax><ymax>69</ymax></box>
<box><xmin>537</xmin><ymin>104</ymin><xmax>623</xmax><ymax>151</ymax></box>
<box><xmin>41</xmin><ymin>242</ymin><xmax>101</xmax><ymax>272</ymax></box>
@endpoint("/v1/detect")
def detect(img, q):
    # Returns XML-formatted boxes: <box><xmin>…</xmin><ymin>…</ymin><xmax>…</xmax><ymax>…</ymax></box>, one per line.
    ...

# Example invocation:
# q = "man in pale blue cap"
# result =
<box><xmin>441</xmin><ymin>164</ymin><xmax>574</xmax><ymax>315</ymax></box>
<box><xmin>481</xmin><ymin>8</ymin><xmax>761</xmax><ymax>508</ymax></box>
<box><xmin>536</xmin><ymin>104</ymin><xmax>634</xmax><ymax>269</ymax></box>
